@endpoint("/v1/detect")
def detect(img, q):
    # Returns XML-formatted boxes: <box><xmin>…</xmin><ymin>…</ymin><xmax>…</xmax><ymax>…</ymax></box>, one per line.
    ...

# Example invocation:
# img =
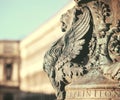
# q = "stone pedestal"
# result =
<box><xmin>65</xmin><ymin>70</ymin><xmax>120</xmax><ymax>100</ymax></box>
<box><xmin>65</xmin><ymin>83</ymin><xmax>120</xmax><ymax>100</ymax></box>
<box><xmin>43</xmin><ymin>0</ymin><xmax>120</xmax><ymax>100</ymax></box>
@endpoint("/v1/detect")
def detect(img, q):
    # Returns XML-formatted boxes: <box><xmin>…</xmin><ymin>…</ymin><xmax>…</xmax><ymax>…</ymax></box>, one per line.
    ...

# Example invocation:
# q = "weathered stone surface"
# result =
<box><xmin>65</xmin><ymin>69</ymin><xmax>120</xmax><ymax>100</ymax></box>
<box><xmin>43</xmin><ymin>0</ymin><xmax>120</xmax><ymax>100</ymax></box>
<box><xmin>66</xmin><ymin>87</ymin><xmax>120</xmax><ymax>100</ymax></box>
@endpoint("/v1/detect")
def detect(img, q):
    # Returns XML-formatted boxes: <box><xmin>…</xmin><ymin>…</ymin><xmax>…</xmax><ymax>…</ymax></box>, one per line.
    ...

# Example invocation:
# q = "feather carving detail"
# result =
<box><xmin>55</xmin><ymin>7</ymin><xmax>92</xmax><ymax>70</ymax></box>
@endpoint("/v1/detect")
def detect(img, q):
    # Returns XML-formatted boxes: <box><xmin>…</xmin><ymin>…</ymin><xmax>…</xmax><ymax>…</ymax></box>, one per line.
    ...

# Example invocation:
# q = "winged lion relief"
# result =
<box><xmin>43</xmin><ymin>0</ymin><xmax>120</xmax><ymax>100</ymax></box>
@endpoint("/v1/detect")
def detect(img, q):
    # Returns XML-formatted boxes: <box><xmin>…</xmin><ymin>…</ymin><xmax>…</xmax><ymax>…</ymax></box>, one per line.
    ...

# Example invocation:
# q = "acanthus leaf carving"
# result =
<box><xmin>43</xmin><ymin>0</ymin><xmax>120</xmax><ymax>100</ymax></box>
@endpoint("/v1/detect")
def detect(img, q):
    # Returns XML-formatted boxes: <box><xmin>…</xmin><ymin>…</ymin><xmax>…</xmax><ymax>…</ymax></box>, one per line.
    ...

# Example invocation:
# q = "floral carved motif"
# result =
<box><xmin>43</xmin><ymin>0</ymin><xmax>120</xmax><ymax>100</ymax></box>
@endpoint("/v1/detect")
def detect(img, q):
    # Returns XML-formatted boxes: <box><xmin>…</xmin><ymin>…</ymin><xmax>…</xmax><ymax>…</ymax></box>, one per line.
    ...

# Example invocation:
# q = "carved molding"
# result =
<box><xmin>43</xmin><ymin>0</ymin><xmax>120</xmax><ymax>100</ymax></box>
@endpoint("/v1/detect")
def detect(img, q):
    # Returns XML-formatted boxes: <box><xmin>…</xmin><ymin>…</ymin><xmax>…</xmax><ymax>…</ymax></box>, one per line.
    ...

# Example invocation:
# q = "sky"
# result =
<box><xmin>0</xmin><ymin>0</ymin><xmax>70</xmax><ymax>40</ymax></box>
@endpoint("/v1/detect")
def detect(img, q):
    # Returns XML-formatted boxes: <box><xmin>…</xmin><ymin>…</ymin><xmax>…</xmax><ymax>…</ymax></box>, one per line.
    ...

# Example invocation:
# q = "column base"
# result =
<box><xmin>65</xmin><ymin>69</ymin><xmax>120</xmax><ymax>100</ymax></box>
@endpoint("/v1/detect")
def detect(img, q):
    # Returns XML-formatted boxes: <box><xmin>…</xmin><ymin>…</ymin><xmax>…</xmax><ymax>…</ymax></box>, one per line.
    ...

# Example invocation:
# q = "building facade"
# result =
<box><xmin>0</xmin><ymin>1</ymin><xmax>74</xmax><ymax>100</ymax></box>
<box><xmin>0</xmin><ymin>41</ymin><xmax>20</xmax><ymax>100</ymax></box>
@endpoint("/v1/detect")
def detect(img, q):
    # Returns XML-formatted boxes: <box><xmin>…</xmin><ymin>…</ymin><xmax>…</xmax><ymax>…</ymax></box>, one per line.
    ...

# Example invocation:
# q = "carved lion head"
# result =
<box><xmin>60</xmin><ymin>8</ymin><xmax>74</xmax><ymax>32</ymax></box>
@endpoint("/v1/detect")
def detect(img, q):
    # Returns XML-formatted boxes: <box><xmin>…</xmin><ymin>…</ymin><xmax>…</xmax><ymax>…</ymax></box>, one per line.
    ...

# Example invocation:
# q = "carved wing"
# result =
<box><xmin>56</xmin><ymin>7</ymin><xmax>92</xmax><ymax>69</ymax></box>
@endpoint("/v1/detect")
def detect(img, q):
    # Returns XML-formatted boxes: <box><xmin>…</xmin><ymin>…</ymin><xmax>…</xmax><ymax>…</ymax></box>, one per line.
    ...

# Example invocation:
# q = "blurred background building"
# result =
<box><xmin>0</xmin><ymin>1</ymin><xmax>74</xmax><ymax>100</ymax></box>
<box><xmin>0</xmin><ymin>41</ymin><xmax>20</xmax><ymax>100</ymax></box>
<box><xmin>0</xmin><ymin>0</ymin><xmax>119</xmax><ymax>100</ymax></box>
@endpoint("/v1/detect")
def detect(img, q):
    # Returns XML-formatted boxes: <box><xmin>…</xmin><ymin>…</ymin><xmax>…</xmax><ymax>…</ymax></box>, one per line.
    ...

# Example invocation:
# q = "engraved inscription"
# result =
<box><xmin>66</xmin><ymin>89</ymin><xmax>120</xmax><ymax>99</ymax></box>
